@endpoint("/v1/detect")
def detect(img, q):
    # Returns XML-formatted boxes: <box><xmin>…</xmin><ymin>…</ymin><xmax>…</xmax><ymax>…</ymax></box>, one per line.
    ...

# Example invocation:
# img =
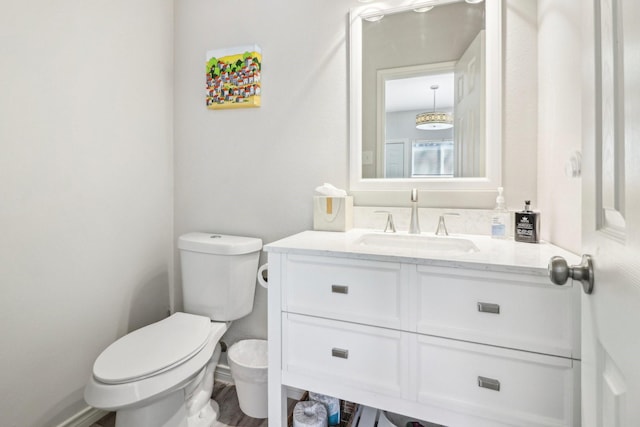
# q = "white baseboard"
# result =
<box><xmin>54</xmin><ymin>406</ymin><xmax>108</xmax><ymax>427</ymax></box>
<box><xmin>214</xmin><ymin>363</ymin><xmax>234</xmax><ymax>384</ymax></box>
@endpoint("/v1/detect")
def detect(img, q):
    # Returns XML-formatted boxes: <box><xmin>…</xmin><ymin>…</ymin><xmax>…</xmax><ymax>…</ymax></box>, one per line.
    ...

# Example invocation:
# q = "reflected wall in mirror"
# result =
<box><xmin>350</xmin><ymin>0</ymin><xmax>502</xmax><ymax>192</ymax></box>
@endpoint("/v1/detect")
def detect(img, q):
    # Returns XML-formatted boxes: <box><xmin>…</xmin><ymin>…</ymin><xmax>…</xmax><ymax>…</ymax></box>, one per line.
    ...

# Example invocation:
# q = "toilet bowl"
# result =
<box><xmin>85</xmin><ymin>233</ymin><xmax>263</xmax><ymax>427</ymax></box>
<box><xmin>85</xmin><ymin>313</ymin><xmax>227</xmax><ymax>427</ymax></box>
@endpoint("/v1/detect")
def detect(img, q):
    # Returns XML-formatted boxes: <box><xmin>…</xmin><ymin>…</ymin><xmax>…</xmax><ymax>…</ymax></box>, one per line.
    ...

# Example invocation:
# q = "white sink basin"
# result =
<box><xmin>354</xmin><ymin>233</ymin><xmax>480</xmax><ymax>256</ymax></box>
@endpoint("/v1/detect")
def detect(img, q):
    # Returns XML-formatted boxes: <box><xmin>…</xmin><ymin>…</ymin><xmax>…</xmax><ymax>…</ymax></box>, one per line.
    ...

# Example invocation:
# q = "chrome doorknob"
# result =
<box><xmin>548</xmin><ymin>254</ymin><xmax>594</xmax><ymax>294</ymax></box>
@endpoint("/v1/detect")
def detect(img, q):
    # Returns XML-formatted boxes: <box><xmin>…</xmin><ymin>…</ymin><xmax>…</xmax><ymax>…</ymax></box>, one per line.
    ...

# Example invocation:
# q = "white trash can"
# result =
<box><xmin>228</xmin><ymin>339</ymin><xmax>268</xmax><ymax>419</ymax></box>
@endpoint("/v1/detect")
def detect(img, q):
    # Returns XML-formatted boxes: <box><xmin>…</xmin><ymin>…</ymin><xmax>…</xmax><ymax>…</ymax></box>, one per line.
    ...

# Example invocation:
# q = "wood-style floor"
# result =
<box><xmin>91</xmin><ymin>381</ymin><xmax>273</xmax><ymax>427</ymax></box>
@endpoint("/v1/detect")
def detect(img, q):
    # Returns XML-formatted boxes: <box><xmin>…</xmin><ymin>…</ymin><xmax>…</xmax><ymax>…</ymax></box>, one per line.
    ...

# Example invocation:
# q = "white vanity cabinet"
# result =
<box><xmin>266</xmin><ymin>232</ymin><xmax>581</xmax><ymax>427</ymax></box>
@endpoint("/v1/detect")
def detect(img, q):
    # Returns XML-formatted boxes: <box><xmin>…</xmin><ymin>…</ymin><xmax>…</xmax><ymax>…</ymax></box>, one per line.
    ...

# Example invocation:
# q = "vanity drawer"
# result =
<box><xmin>415</xmin><ymin>266</ymin><xmax>578</xmax><ymax>357</ymax></box>
<box><xmin>284</xmin><ymin>255</ymin><xmax>408</xmax><ymax>329</ymax></box>
<box><xmin>282</xmin><ymin>313</ymin><xmax>408</xmax><ymax>398</ymax></box>
<box><xmin>415</xmin><ymin>335</ymin><xmax>577</xmax><ymax>427</ymax></box>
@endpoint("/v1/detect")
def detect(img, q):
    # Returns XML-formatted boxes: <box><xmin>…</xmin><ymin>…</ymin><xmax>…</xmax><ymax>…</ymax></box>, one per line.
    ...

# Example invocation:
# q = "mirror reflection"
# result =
<box><xmin>360</xmin><ymin>1</ymin><xmax>486</xmax><ymax>180</ymax></box>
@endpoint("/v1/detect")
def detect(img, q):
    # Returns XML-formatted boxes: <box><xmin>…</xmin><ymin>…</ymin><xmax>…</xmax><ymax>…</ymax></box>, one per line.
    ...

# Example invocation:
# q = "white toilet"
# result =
<box><xmin>85</xmin><ymin>232</ymin><xmax>262</xmax><ymax>427</ymax></box>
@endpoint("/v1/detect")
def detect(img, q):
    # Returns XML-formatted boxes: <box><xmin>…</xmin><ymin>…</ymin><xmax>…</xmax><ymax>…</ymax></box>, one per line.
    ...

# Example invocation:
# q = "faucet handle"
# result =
<box><xmin>435</xmin><ymin>212</ymin><xmax>460</xmax><ymax>236</ymax></box>
<box><xmin>374</xmin><ymin>210</ymin><xmax>397</xmax><ymax>233</ymax></box>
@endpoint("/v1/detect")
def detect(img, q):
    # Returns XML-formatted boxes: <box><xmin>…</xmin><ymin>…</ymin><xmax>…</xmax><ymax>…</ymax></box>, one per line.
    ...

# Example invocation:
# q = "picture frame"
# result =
<box><xmin>205</xmin><ymin>44</ymin><xmax>262</xmax><ymax>109</ymax></box>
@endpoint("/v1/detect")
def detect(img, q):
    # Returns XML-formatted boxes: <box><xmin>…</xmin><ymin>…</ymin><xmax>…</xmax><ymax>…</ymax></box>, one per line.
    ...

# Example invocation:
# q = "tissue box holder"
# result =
<box><xmin>313</xmin><ymin>196</ymin><xmax>353</xmax><ymax>232</ymax></box>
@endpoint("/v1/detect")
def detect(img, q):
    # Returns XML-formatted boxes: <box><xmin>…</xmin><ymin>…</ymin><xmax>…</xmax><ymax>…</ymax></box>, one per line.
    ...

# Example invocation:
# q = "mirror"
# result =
<box><xmin>349</xmin><ymin>0</ymin><xmax>502</xmax><ymax>192</ymax></box>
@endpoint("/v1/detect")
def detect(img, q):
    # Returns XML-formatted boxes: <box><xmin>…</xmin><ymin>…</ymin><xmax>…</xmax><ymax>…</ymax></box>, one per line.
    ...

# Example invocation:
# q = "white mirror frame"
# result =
<box><xmin>349</xmin><ymin>0</ymin><xmax>502</xmax><ymax>198</ymax></box>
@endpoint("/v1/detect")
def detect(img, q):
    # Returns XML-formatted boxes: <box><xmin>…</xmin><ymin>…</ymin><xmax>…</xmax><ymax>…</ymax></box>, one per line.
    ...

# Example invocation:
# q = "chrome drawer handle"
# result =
<box><xmin>477</xmin><ymin>302</ymin><xmax>500</xmax><ymax>314</ymax></box>
<box><xmin>478</xmin><ymin>376</ymin><xmax>501</xmax><ymax>391</ymax></box>
<box><xmin>331</xmin><ymin>285</ymin><xmax>349</xmax><ymax>294</ymax></box>
<box><xmin>331</xmin><ymin>348</ymin><xmax>349</xmax><ymax>359</ymax></box>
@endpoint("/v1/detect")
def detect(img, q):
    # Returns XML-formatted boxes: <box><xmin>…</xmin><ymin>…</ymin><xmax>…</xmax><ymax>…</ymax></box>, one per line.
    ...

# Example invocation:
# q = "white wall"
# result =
<box><xmin>175</xmin><ymin>0</ymin><xmax>563</xmax><ymax>348</ymax></box>
<box><xmin>502</xmin><ymin>0</ymin><xmax>539</xmax><ymax>212</ymax></box>
<box><xmin>0</xmin><ymin>0</ymin><xmax>581</xmax><ymax>424</ymax></box>
<box><xmin>0</xmin><ymin>1</ymin><xmax>174</xmax><ymax>426</ymax></box>
<box><xmin>502</xmin><ymin>0</ymin><xmax>581</xmax><ymax>252</ymax></box>
<box><xmin>173</xmin><ymin>0</ymin><xmax>352</xmax><ymax>345</ymax></box>
<box><xmin>537</xmin><ymin>0</ymin><xmax>582</xmax><ymax>252</ymax></box>
<box><xmin>172</xmin><ymin>0</ymin><xmax>554</xmax><ymax>347</ymax></box>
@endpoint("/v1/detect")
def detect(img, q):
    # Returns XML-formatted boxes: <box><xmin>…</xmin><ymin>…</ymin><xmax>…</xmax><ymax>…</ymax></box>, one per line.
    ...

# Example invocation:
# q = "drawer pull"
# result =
<box><xmin>331</xmin><ymin>348</ymin><xmax>349</xmax><ymax>359</ymax></box>
<box><xmin>478</xmin><ymin>376</ymin><xmax>501</xmax><ymax>391</ymax></box>
<box><xmin>477</xmin><ymin>302</ymin><xmax>500</xmax><ymax>314</ymax></box>
<box><xmin>331</xmin><ymin>285</ymin><xmax>349</xmax><ymax>294</ymax></box>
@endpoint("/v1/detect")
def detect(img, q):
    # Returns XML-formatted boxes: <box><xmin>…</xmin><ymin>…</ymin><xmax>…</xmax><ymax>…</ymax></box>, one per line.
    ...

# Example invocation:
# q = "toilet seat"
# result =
<box><xmin>85</xmin><ymin>314</ymin><xmax>227</xmax><ymax>411</ymax></box>
<box><xmin>93</xmin><ymin>312</ymin><xmax>213</xmax><ymax>384</ymax></box>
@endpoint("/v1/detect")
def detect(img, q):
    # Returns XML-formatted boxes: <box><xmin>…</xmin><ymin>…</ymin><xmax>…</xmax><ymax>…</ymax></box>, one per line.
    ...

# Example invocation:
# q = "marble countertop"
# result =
<box><xmin>264</xmin><ymin>229</ymin><xmax>581</xmax><ymax>277</ymax></box>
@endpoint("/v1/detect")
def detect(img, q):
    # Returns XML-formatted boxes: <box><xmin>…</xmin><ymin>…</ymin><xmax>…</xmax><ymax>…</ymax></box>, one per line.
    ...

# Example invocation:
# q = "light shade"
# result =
<box><xmin>416</xmin><ymin>84</ymin><xmax>453</xmax><ymax>130</ymax></box>
<box><xmin>416</xmin><ymin>112</ymin><xmax>453</xmax><ymax>130</ymax></box>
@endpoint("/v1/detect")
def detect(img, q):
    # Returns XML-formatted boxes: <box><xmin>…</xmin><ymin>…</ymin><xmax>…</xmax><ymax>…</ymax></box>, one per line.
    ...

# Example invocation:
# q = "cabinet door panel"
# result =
<box><xmin>414</xmin><ymin>335</ymin><xmax>577</xmax><ymax>427</ymax></box>
<box><xmin>285</xmin><ymin>255</ymin><xmax>408</xmax><ymax>329</ymax></box>
<box><xmin>282</xmin><ymin>313</ymin><xmax>408</xmax><ymax>397</ymax></box>
<box><xmin>415</xmin><ymin>266</ymin><xmax>578</xmax><ymax>357</ymax></box>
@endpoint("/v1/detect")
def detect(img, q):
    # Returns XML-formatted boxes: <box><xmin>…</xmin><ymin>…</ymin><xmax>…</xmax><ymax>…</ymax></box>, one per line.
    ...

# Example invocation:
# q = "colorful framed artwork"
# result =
<box><xmin>206</xmin><ymin>44</ymin><xmax>261</xmax><ymax>109</ymax></box>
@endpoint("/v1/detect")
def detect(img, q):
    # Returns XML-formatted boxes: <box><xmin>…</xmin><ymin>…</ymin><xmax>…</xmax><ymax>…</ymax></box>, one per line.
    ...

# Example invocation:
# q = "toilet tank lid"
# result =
<box><xmin>178</xmin><ymin>233</ymin><xmax>262</xmax><ymax>255</ymax></box>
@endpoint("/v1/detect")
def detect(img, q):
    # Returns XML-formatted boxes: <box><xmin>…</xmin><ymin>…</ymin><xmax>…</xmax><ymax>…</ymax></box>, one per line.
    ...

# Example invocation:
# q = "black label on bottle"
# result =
<box><xmin>515</xmin><ymin>213</ymin><xmax>539</xmax><ymax>243</ymax></box>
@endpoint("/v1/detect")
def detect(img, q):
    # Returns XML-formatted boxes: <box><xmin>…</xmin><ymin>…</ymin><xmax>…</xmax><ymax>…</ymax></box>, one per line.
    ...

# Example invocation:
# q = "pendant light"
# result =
<box><xmin>415</xmin><ymin>84</ymin><xmax>453</xmax><ymax>130</ymax></box>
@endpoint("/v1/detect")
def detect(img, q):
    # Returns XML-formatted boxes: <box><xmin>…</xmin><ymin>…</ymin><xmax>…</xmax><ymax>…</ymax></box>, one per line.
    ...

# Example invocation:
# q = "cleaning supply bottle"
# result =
<box><xmin>515</xmin><ymin>200</ymin><xmax>540</xmax><ymax>243</ymax></box>
<box><xmin>491</xmin><ymin>187</ymin><xmax>509</xmax><ymax>239</ymax></box>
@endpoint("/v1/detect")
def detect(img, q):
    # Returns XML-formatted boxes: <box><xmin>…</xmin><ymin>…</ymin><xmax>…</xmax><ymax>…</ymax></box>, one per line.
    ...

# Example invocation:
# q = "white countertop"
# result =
<box><xmin>264</xmin><ymin>229</ymin><xmax>581</xmax><ymax>277</ymax></box>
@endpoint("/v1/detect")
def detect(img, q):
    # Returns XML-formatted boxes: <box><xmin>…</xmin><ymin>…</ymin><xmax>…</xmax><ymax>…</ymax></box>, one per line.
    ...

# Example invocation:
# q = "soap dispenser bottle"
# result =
<box><xmin>491</xmin><ymin>187</ymin><xmax>509</xmax><ymax>239</ymax></box>
<box><xmin>514</xmin><ymin>200</ymin><xmax>540</xmax><ymax>243</ymax></box>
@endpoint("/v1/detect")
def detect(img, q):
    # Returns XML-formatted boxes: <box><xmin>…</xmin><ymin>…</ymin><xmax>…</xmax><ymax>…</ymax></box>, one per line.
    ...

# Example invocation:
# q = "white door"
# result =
<box><xmin>453</xmin><ymin>29</ymin><xmax>484</xmax><ymax>177</ymax></box>
<box><xmin>580</xmin><ymin>0</ymin><xmax>640</xmax><ymax>425</ymax></box>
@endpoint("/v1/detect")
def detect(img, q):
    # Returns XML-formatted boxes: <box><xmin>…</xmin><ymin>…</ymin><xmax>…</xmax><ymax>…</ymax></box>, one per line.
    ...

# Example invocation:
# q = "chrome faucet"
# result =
<box><xmin>409</xmin><ymin>188</ymin><xmax>421</xmax><ymax>234</ymax></box>
<box><xmin>435</xmin><ymin>213</ymin><xmax>460</xmax><ymax>236</ymax></box>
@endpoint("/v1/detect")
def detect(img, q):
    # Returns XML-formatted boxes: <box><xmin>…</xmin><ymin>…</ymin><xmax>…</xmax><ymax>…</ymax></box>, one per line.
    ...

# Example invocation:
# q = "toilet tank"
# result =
<box><xmin>178</xmin><ymin>233</ymin><xmax>262</xmax><ymax>321</ymax></box>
